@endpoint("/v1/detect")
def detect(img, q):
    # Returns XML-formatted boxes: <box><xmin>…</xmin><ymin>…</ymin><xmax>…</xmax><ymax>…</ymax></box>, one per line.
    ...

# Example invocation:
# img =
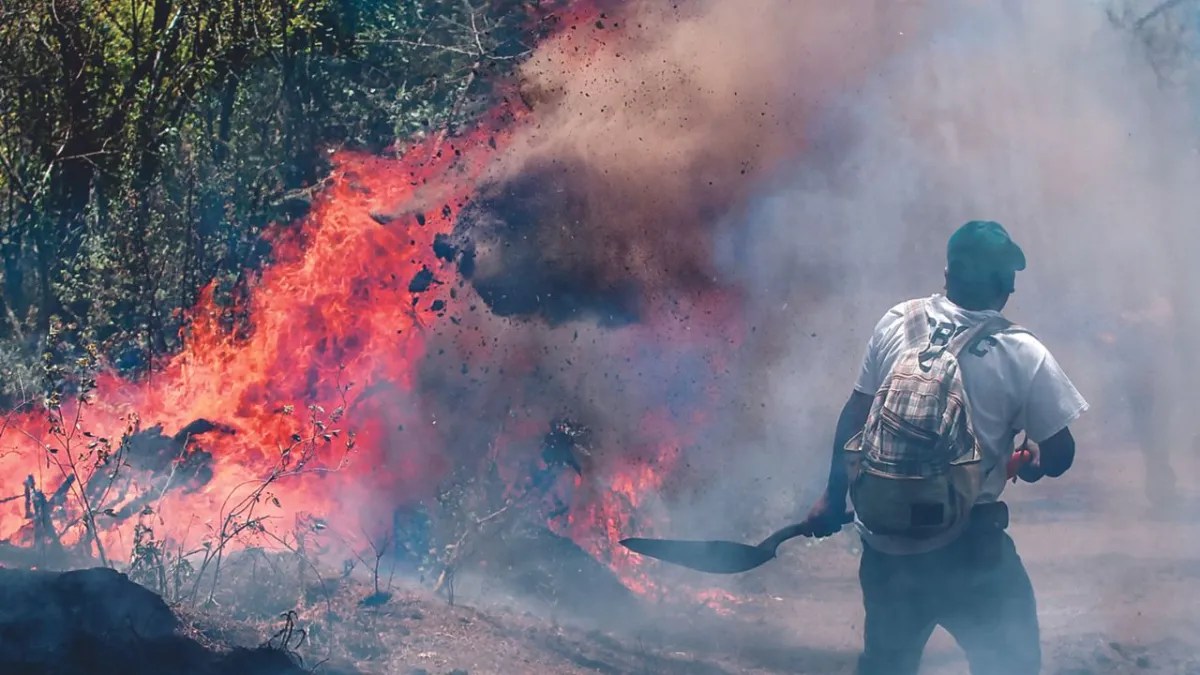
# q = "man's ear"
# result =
<box><xmin>992</xmin><ymin>271</ymin><xmax>1017</xmax><ymax>295</ymax></box>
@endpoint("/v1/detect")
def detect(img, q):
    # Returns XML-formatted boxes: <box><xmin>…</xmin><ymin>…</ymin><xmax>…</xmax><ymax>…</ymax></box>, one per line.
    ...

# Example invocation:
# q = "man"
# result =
<box><xmin>803</xmin><ymin>221</ymin><xmax>1088</xmax><ymax>675</ymax></box>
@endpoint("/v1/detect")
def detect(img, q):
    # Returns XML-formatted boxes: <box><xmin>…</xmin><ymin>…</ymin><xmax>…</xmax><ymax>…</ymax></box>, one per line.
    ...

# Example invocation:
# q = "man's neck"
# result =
<box><xmin>944</xmin><ymin>292</ymin><xmax>1003</xmax><ymax>312</ymax></box>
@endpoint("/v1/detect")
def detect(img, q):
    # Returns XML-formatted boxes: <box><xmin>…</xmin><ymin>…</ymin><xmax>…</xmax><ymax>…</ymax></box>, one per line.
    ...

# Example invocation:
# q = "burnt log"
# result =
<box><xmin>86</xmin><ymin>420</ymin><xmax>230</xmax><ymax>522</ymax></box>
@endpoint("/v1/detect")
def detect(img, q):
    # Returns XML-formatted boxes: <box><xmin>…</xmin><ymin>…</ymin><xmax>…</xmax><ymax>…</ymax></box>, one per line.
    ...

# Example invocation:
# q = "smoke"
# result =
<box><xmin>461</xmin><ymin>0</ymin><xmax>1200</xmax><ymax>515</ymax></box>
<box><xmin>432</xmin><ymin>0</ymin><xmax>930</xmax><ymax>520</ymax></box>
<box><xmin>696</xmin><ymin>2</ymin><xmax>1200</xmax><ymax>661</ymax></box>
<box><xmin>448</xmin><ymin>1</ymin><xmax>924</xmax><ymax>316</ymax></box>
<box><xmin>418</xmin><ymin>0</ymin><xmax>1200</xmax><ymax>642</ymax></box>
<box><xmin>713</xmin><ymin>0</ymin><xmax>1200</xmax><ymax>509</ymax></box>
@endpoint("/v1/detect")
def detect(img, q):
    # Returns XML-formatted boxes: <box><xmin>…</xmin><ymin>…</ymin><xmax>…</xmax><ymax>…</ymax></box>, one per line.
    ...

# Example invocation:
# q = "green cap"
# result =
<box><xmin>946</xmin><ymin>220</ymin><xmax>1026</xmax><ymax>293</ymax></box>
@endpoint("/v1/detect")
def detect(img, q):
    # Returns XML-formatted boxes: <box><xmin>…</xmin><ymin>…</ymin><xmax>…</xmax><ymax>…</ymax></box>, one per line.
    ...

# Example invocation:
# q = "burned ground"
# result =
<box><xmin>0</xmin><ymin>436</ymin><xmax>1194</xmax><ymax>675</ymax></box>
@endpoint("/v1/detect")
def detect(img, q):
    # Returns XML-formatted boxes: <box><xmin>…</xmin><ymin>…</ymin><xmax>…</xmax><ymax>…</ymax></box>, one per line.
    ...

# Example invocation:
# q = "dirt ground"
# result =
<box><xmin>246</xmin><ymin>438</ymin><xmax>1198</xmax><ymax>675</ymax></box>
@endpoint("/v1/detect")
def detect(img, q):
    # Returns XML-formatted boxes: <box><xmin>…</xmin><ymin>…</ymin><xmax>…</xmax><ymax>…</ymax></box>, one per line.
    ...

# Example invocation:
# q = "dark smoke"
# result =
<box><xmin>448</xmin><ymin>160</ymin><xmax>646</xmax><ymax>326</ymax></box>
<box><xmin>393</xmin><ymin>1</ymin><xmax>926</xmax><ymax>577</ymax></box>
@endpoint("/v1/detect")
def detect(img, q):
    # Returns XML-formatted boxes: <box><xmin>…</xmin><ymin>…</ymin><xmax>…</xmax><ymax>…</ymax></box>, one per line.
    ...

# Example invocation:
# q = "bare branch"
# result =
<box><xmin>358</xmin><ymin>37</ymin><xmax>478</xmax><ymax>57</ymax></box>
<box><xmin>1135</xmin><ymin>0</ymin><xmax>1198</xmax><ymax>29</ymax></box>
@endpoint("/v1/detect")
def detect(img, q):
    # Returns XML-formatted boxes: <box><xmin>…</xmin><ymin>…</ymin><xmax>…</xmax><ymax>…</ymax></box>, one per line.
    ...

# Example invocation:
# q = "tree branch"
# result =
<box><xmin>1135</xmin><ymin>0</ymin><xmax>1197</xmax><ymax>29</ymax></box>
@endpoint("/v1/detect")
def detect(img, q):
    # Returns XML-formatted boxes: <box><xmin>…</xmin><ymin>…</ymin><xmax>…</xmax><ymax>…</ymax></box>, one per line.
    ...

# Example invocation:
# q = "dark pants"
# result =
<box><xmin>856</xmin><ymin>517</ymin><xmax>1041</xmax><ymax>675</ymax></box>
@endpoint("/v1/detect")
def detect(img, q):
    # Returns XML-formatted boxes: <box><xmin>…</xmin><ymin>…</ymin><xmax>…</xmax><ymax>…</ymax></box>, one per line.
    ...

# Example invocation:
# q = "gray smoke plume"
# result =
<box><xmin>712</xmin><ymin>0</ymin><xmax>1200</xmax><ymax>515</ymax></box>
<box><xmin>423</xmin><ymin>1</ymin><xmax>1200</xmax><ymax>646</ymax></box>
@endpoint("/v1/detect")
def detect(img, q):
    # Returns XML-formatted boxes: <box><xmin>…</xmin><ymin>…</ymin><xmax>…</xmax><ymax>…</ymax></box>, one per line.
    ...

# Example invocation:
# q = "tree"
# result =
<box><xmin>0</xmin><ymin>0</ymin><xmax>553</xmax><ymax>400</ymax></box>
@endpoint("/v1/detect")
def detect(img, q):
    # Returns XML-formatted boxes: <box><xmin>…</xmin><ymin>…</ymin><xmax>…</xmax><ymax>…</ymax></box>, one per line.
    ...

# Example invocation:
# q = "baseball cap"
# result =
<box><xmin>946</xmin><ymin>220</ymin><xmax>1026</xmax><ymax>293</ymax></box>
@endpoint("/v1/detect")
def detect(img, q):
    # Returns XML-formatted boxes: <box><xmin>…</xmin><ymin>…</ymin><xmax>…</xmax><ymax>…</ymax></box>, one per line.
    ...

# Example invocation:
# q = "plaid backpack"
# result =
<box><xmin>844</xmin><ymin>299</ymin><xmax>1012</xmax><ymax>540</ymax></box>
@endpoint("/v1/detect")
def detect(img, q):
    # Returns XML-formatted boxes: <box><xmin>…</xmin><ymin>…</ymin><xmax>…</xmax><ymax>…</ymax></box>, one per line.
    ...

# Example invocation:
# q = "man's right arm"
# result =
<box><xmin>802</xmin><ymin>304</ymin><xmax>902</xmax><ymax>536</ymax></box>
<box><xmin>828</xmin><ymin>391</ymin><xmax>874</xmax><ymax>498</ymax></box>
<box><xmin>805</xmin><ymin>390</ymin><xmax>873</xmax><ymax>536</ymax></box>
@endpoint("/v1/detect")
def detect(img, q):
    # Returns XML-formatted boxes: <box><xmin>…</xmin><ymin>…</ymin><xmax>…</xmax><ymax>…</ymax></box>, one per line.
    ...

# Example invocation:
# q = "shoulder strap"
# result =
<box><xmin>899</xmin><ymin>299</ymin><xmax>931</xmax><ymax>347</ymax></box>
<box><xmin>947</xmin><ymin>314</ymin><xmax>1013</xmax><ymax>358</ymax></box>
<box><xmin>997</xmin><ymin>323</ymin><xmax>1034</xmax><ymax>339</ymax></box>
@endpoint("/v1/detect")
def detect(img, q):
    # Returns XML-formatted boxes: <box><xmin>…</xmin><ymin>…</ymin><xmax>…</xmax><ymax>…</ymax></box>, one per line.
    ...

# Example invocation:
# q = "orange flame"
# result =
<box><xmin>0</xmin><ymin>118</ymin><xmax>509</xmax><ymax>557</ymax></box>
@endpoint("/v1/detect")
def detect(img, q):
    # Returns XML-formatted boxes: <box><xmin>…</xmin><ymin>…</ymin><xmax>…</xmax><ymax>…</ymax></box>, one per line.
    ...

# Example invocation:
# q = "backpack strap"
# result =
<box><xmin>998</xmin><ymin>323</ymin><xmax>1034</xmax><ymax>339</ymax></box>
<box><xmin>899</xmin><ymin>299</ymin><xmax>931</xmax><ymax>347</ymax></box>
<box><xmin>947</xmin><ymin>314</ymin><xmax>1013</xmax><ymax>358</ymax></box>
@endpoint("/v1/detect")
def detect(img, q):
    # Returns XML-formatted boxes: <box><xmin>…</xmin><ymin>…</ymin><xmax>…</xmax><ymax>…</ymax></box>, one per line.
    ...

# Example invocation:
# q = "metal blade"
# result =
<box><xmin>618</xmin><ymin>537</ymin><xmax>775</xmax><ymax>574</ymax></box>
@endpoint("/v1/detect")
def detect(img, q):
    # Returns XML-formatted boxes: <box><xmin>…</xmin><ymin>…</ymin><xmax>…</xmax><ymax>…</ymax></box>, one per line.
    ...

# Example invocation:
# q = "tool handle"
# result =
<box><xmin>758</xmin><ymin>511</ymin><xmax>855</xmax><ymax>553</ymax></box>
<box><xmin>1007</xmin><ymin>446</ymin><xmax>1034</xmax><ymax>482</ymax></box>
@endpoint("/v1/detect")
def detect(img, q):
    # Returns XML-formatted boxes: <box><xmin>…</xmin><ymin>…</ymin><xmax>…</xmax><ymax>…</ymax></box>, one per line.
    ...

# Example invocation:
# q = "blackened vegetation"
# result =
<box><xmin>115</xmin><ymin>420</ymin><xmax>226</xmax><ymax>482</ymax></box>
<box><xmin>90</xmin><ymin>420</ymin><xmax>230</xmax><ymax>521</ymax></box>
<box><xmin>382</xmin><ymin>411</ymin><xmax>638</xmax><ymax>617</ymax></box>
<box><xmin>4</xmin><ymin>419</ymin><xmax>228</xmax><ymax>569</ymax></box>
<box><xmin>0</xmin><ymin>567</ymin><xmax>306</xmax><ymax>675</ymax></box>
<box><xmin>446</xmin><ymin>163</ymin><xmax>641</xmax><ymax>326</ymax></box>
<box><xmin>20</xmin><ymin>475</ymin><xmax>72</xmax><ymax>563</ymax></box>
<box><xmin>541</xmin><ymin>419</ymin><xmax>592</xmax><ymax>477</ymax></box>
<box><xmin>532</xmin><ymin>420</ymin><xmax>591</xmax><ymax>526</ymax></box>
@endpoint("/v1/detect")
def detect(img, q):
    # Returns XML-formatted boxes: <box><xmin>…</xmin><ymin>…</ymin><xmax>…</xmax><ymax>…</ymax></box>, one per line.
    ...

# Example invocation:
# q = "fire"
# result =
<box><xmin>556</xmin><ymin>410</ymin><xmax>685</xmax><ymax>595</ymax></box>
<box><xmin>0</xmin><ymin>116</ymin><xmax>511</xmax><ymax>559</ymax></box>
<box><xmin>0</xmin><ymin>0</ymin><xmax>750</xmax><ymax>613</ymax></box>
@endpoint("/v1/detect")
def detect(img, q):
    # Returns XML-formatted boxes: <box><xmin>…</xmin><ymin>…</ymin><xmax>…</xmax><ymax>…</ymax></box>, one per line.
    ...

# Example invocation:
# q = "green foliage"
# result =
<box><xmin>0</xmin><ymin>0</ymin><xmax>551</xmax><ymax>401</ymax></box>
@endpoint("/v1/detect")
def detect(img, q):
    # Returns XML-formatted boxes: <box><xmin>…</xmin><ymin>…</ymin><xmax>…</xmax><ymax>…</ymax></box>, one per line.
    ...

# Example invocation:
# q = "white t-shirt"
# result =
<box><xmin>852</xmin><ymin>294</ymin><xmax>1089</xmax><ymax>554</ymax></box>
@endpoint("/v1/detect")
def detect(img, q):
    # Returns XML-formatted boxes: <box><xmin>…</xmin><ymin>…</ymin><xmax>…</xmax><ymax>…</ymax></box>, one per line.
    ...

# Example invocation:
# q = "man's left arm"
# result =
<box><xmin>1017</xmin><ymin>427</ymin><xmax>1075</xmax><ymax>482</ymax></box>
<box><xmin>1015</xmin><ymin>347</ymin><xmax>1089</xmax><ymax>482</ymax></box>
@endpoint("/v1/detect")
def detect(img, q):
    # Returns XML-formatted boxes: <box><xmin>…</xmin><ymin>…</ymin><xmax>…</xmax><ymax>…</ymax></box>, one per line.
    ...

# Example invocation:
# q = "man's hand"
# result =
<box><xmin>1008</xmin><ymin>441</ymin><xmax>1038</xmax><ymax>482</ymax></box>
<box><xmin>802</xmin><ymin>492</ymin><xmax>853</xmax><ymax>538</ymax></box>
<box><xmin>1012</xmin><ymin>428</ymin><xmax>1076</xmax><ymax>482</ymax></box>
<box><xmin>798</xmin><ymin>391</ymin><xmax>869</xmax><ymax>538</ymax></box>
<box><xmin>1015</xmin><ymin>454</ymin><xmax>1046</xmax><ymax>483</ymax></box>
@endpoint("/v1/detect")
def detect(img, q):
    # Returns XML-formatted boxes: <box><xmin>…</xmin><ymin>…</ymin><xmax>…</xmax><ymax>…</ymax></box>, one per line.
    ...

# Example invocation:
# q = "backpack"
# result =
<box><xmin>844</xmin><ymin>299</ymin><xmax>1013</xmax><ymax>541</ymax></box>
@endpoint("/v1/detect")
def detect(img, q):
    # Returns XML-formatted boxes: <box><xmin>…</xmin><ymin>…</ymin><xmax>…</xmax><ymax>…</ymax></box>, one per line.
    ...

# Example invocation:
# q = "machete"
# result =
<box><xmin>619</xmin><ymin>511</ymin><xmax>855</xmax><ymax>574</ymax></box>
<box><xmin>622</xmin><ymin>447</ymin><xmax>1034</xmax><ymax>574</ymax></box>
